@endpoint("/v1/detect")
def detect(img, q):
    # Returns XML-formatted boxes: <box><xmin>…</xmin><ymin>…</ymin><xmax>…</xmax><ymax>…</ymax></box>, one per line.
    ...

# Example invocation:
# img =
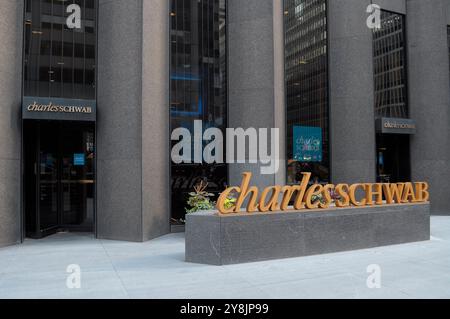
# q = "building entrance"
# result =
<box><xmin>24</xmin><ymin>121</ymin><xmax>95</xmax><ymax>239</ymax></box>
<box><xmin>376</xmin><ymin>134</ymin><xmax>411</xmax><ymax>183</ymax></box>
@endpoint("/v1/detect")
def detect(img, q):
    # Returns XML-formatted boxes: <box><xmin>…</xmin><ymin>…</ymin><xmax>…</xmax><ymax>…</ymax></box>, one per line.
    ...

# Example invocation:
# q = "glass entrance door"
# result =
<box><xmin>376</xmin><ymin>134</ymin><xmax>411</xmax><ymax>183</ymax></box>
<box><xmin>38</xmin><ymin>125</ymin><xmax>59</xmax><ymax>233</ymax></box>
<box><xmin>24</xmin><ymin>121</ymin><xmax>95</xmax><ymax>239</ymax></box>
<box><xmin>60</xmin><ymin>126</ymin><xmax>95</xmax><ymax>230</ymax></box>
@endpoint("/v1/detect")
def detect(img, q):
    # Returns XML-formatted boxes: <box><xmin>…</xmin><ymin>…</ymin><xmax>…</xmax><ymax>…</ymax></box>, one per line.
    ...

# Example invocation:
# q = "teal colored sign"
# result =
<box><xmin>74</xmin><ymin>153</ymin><xmax>85</xmax><ymax>166</ymax></box>
<box><xmin>293</xmin><ymin>126</ymin><xmax>323</xmax><ymax>162</ymax></box>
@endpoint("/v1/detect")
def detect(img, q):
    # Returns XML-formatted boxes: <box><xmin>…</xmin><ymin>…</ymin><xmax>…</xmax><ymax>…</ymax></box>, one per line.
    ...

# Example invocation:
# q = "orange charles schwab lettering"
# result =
<box><xmin>216</xmin><ymin>172</ymin><xmax>430</xmax><ymax>215</ymax></box>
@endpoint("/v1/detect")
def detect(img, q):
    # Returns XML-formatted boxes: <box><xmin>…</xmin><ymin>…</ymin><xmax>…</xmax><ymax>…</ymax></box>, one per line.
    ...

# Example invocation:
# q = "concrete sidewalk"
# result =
<box><xmin>0</xmin><ymin>216</ymin><xmax>449</xmax><ymax>299</ymax></box>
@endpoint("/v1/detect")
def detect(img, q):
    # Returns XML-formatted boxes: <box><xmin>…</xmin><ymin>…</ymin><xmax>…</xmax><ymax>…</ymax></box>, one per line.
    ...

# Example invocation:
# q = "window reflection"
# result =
<box><xmin>24</xmin><ymin>0</ymin><xmax>97</xmax><ymax>100</ymax></box>
<box><xmin>448</xmin><ymin>26</ymin><xmax>450</xmax><ymax>80</ymax></box>
<box><xmin>170</xmin><ymin>0</ymin><xmax>228</xmax><ymax>225</ymax></box>
<box><xmin>284</xmin><ymin>0</ymin><xmax>330</xmax><ymax>185</ymax></box>
<box><xmin>373</xmin><ymin>11</ymin><xmax>408</xmax><ymax>118</ymax></box>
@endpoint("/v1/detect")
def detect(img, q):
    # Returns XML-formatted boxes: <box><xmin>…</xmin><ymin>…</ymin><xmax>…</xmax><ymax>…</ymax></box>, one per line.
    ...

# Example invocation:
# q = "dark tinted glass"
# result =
<box><xmin>170</xmin><ymin>0</ymin><xmax>228</xmax><ymax>225</ymax></box>
<box><xmin>24</xmin><ymin>0</ymin><xmax>97</xmax><ymax>100</ymax></box>
<box><xmin>448</xmin><ymin>26</ymin><xmax>450</xmax><ymax>79</ymax></box>
<box><xmin>284</xmin><ymin>0</ymin><xmax>330</xmax><ymax>185</ymax></box>
<box><xmin>373</xmin><ymin>11</ymin><xmax>408</xmax><ymax>118</ymax></box>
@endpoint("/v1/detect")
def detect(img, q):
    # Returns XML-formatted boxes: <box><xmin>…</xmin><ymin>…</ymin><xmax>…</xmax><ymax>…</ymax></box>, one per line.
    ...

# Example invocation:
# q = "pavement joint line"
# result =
<box><xmin>99</xmin><ymin>239</ymin><xmax>131</xmax><ymax>299</ymax></box>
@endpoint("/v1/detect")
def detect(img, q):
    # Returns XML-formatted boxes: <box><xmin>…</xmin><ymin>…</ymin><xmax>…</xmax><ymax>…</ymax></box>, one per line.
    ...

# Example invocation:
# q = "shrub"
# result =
<box><xmin>185</xmin><ymin>181</ymin><xmax>216</xmax><ymax>214</ymax></box>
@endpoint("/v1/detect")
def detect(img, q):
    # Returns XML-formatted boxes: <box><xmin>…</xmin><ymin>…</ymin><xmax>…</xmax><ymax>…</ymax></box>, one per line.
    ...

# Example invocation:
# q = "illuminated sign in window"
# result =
<box><xmin>293</xmin><ymin>126</ymin><xmax>323</xmax><ymax>163</ymax></box>
<box><xmin>74</xmin><ymin>153</ymin><xmax>86</xmax><ymax>166</ymax></box>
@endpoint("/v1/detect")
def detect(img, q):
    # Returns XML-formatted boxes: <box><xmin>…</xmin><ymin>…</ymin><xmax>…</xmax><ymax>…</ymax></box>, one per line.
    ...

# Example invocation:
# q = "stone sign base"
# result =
<box><xmin>185</xmin><ymin>203</ymin><xmax>430</xmax><ymax>265</ymax></box>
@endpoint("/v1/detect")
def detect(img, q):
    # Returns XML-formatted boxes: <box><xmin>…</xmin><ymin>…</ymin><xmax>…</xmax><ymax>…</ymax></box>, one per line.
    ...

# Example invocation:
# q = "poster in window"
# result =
<box><xmin>293</xmin><ymin>126</ymin><xmax>323</xmax><ymax>163</ymax></box>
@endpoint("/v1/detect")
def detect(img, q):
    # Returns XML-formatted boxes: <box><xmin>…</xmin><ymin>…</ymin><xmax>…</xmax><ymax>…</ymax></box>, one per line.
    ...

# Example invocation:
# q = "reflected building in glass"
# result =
<box><xmin>24</xmin><ymin>0</ymin><xmax>96</xmax><ymax>99</ymax></box>
<box><xmin>284</xmin><ymin>0</ymin><xmax>329</xmax><ymax>185</ymax></box>
<box><xmin>169</xmin><ymin>0</ymin><xmax>227</xmax><ymax>225</ymax></box>
<box><xmin>448</xmin><ymin>26</ymin><xmax>450</xmax><ymax>77</ymax></box>
<box><xmin>373</xmin><ymin>11</ymin><xmax>408</xmax><ymax>119</ymax></box>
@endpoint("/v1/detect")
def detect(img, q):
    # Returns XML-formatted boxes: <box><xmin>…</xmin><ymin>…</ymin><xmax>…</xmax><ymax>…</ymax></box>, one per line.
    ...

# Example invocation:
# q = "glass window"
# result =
<box><xmin>284</xmin><ymin>0</ymin><xmax>330</xmax><ymax>185</ymax></box>
<box><xmin>24</xmin><ymin>0</ymin><xmax>97</xmax><ymax>100</ymax></box>
<box><xmin>448</xmin><ymin>26</ymin><xmax>450</xmax><ymax>80</ymax></box>
<box><xmin>170</xmin><ymin>0</ymin><xmax>228</xmax><ymax>225</ymax></box>
<box><xmin>373</xmin><ymin>11</ymin><xmax>408</xmax><ymax>118</ymax></box>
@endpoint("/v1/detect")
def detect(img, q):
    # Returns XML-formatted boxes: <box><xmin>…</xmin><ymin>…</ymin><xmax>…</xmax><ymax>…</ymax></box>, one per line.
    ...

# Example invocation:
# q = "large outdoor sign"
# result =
<box><xmin>293</xmin><ymin>126</ymin><xmax>323</xmax><ymax>162</ymax></box>
<box><xmin>376</xmin><ymin>118</ymin><xmax>417</xmax><ymax>135</ymax></box>
<box><xmin>22</xmin><ymin>97</ymin><xmax>96</xmax><ymax>122</ymax></box>
<box><xmin>217</xmin><ymin>172</ymin><xmax>430</xmax><ymax>214</ymax></box>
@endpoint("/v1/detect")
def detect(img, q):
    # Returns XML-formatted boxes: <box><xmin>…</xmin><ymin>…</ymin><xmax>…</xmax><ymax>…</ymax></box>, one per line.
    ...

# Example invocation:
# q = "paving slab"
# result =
<box><xmin>0</xmin><ymin>217</ymin><xmax>449</xmax><ymax>299</ymax></box>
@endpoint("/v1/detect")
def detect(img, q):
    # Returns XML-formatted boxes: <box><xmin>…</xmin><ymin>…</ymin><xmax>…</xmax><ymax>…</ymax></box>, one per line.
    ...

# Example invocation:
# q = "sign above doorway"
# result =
<box><xmin>376</xmin><ymin>118</ymin><xmax>417</xmax><ymax>135</ymax></box>
<box><xmin>22</xmin><ymin>97</ymin><xmax>96</xmax><ymax>122</ymax></box>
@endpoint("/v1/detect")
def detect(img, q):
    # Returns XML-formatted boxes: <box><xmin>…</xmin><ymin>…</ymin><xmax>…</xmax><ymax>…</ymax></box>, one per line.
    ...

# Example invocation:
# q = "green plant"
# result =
<box><xmin>222</xmin><ymin>195</ymin><xmax>237</xmax><ymax>210</ymax></box>
<box><xmin>311</xmin><ymin>193</ymin><xmax>326</xmax><ymax>205</ymax></box>
<box><xmin>185</xmin><ymin>181</ymin><xmax>216</xmax><ymax>214</ymax></box>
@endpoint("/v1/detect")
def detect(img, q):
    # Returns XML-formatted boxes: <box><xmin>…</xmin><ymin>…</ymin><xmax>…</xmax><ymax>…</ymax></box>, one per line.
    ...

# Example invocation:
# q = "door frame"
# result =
<box><xmin>23</xmin><ymin>120</ymin><xmax>96</xmax><ymax>239</ymax></box>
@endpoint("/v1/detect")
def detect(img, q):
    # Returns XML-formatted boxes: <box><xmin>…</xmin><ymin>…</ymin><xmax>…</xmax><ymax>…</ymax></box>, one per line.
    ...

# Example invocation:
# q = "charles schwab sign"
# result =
<box><xmin>376</xmin><ymin>117</ymin><xmax>416</xmax><ymax>135</ymax></box>
<box><xmin>217</xmin><ymin>172</ymin><xmax>429</xmax><ymax>214</ymax></box>
<box><xmin>22</xmin><ymin>97</ymin><xmax>96</xmax><ymax>122</ymax></box>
